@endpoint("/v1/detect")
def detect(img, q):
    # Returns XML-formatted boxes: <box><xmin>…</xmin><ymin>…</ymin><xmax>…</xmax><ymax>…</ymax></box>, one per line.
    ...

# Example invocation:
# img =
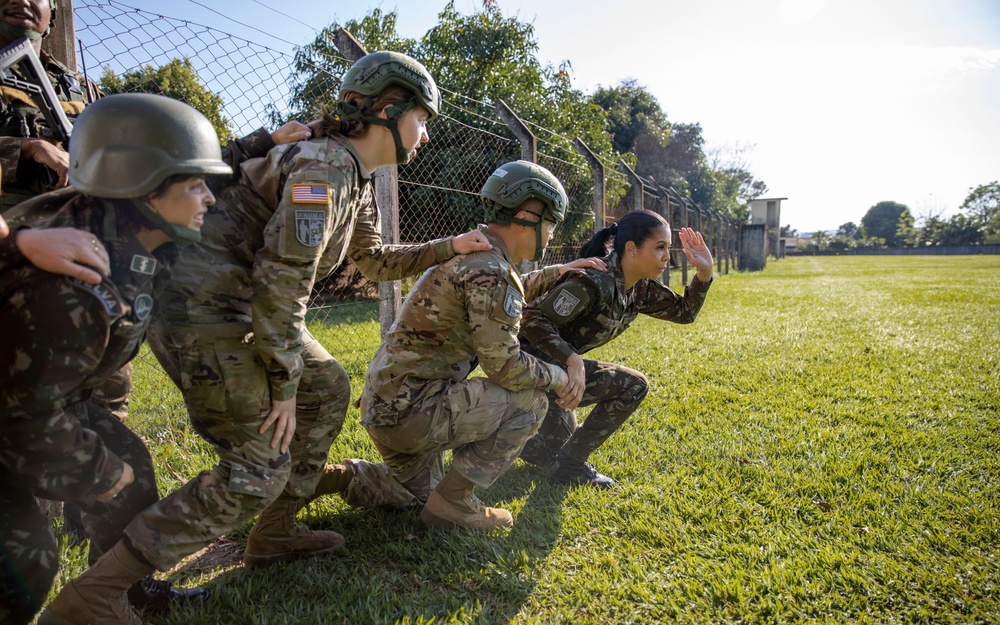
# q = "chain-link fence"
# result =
<box><xmin>73</xmin><ymin>0</ymin><xmax>743</xmax><ymax>366</ymax></box>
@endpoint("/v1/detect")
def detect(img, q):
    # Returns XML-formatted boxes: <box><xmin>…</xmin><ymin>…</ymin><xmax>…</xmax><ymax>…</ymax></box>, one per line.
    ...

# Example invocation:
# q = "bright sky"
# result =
<box><xmin>89</xmin><ymin>0</ymin><xmax>1000</xmax><ymax>234</ymax></box>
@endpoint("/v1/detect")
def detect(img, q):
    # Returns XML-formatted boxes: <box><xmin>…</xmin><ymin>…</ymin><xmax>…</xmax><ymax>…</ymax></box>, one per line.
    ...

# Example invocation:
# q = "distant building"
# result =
<box><xmin>748</xmin><ymin>197</ymin><xmax>787</xmax><ymax>257</ymax></box>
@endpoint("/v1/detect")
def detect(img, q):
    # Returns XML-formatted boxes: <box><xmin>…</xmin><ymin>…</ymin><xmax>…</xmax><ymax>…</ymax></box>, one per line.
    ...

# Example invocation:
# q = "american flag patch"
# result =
<box><xmin>291</xmin><ymin>183</ymin><xmax>330</xmax><ymax>204</ymax></box>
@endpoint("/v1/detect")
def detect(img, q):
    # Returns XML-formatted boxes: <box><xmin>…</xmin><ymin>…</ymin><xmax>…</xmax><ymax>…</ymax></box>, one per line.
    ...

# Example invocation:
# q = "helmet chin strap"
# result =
<box><xmin>508</xmin><ymin>215</ymin><xmax>547</xmax><ymax>262</ymax></box>
<box><xmin>128</xmin><ymin>198</ymin><xmax>202</xmax><ymax>246</ymax></box>
<box><xmin>0</xmin><ymin>22</ymin><xmax>43</xmax><ymax>42</ymax></box>
<box><xmin>336</xmin><ymin>99</ymin><xmax>418</xmax><ymax>165</ymax></box>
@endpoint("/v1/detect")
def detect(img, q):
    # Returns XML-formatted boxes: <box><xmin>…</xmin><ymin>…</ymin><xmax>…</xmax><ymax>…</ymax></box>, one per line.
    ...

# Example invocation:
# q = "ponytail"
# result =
<box><xmin>578</xmin><ymin>222</ymin><xmax>617</xmax><ymax>259</ymax></box>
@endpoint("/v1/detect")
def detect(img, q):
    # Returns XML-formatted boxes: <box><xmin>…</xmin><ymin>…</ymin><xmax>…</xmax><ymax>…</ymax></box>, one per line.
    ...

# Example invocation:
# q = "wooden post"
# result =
<box><xmin>495</xmin><ymin>99</ymin><xmax>536</xmax><ymax>162</ymax></box>
<box><xmin>41</xmin><ymin>0</ymin><xmax>76</xmax><ymax>71</ymax></box>
<box><xmin>334</xmin><ymin>29</ymin><xmax>401</xmax><ymax>338</ymax></box>
<box><xmin>618</xmin><ymin>160</ymin><xmax>643</xmax><ymax>211</ymax></box>
<box><xmin>573</xmin><ymin>138</ymin><xmax>605</xmax><ymax>232</ymax></box>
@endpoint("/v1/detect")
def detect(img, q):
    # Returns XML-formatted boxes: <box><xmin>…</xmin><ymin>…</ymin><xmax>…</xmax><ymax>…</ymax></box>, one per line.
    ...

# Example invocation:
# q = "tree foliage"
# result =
<box><xmin>861</xmin><ymin>201</ymin><xmax>911</xmax><ymax>247</ymax></box>
<box><xmin>283</xmin><ymin>2</ymin><xmax>765</xmax><ymax>239</ymax></box>
<box><xmin>100</xmin><ymin>58</ymin><xmax>230</xmax><ymax>142</ymax></box>
<box><xmin>959</xmin><ymin>181</ymin><xmax>1000</xmax><ymax>244</ymax></box>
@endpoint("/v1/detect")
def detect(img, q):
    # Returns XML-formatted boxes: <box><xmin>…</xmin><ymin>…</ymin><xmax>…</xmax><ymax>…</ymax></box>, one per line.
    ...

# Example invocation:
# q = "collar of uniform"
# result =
<box><xmin>96</xmin><ymin>198</ymin><xmax>173</xmax><ymax>288</ymax></box>
<box><xmin>327</xmin><ymin>133</ymin><xmax>372</xmax><ymax>182</ymax></box>
<box><xmin>607</xmin><ymin>250</ymin><xmax>630</xmax><ymax>301</ymax></box>
<box><xmin>478</xmin><ymin>224</ymin><xmax>514</xmax><ymax>265</ymax></box>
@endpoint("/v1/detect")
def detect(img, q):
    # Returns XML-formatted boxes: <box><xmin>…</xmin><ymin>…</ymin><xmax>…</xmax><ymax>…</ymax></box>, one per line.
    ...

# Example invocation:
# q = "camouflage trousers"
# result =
<box><xmin>90</xmin><ymin>363</ymin><xmax>133</xmax><ymax>422</ymax></box>
<box><xmin>354</xmin><ymin>379</ymin><xmax>548</xmax><ymax>508</ymax></box>
<box><xmin>62</xmin><ymin>365</ymin><xmax>135</xmax><ymax>543</ymax></box>
<box><xmin>0</xmin><ymin>402</ymin><xmax>158</xmax><ymax>625</ymax></box>
<box><xmin>130</xmin><ymin>319</ymin><xmax>349</xmax><ymax>571</ymax></box>
<box><xmin>520</xmin><ymin>360</ymin><xmax>649</xmax><ymax>465</ymax></box>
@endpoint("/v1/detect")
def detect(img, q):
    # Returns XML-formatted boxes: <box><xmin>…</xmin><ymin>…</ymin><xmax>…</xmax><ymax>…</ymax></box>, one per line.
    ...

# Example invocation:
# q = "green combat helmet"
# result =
<box><xmin>336</xmin><ymin>51</ymin><xmax>440</xmax><ymax>165</ymax></box>
<box><xmin>481</xmin><ymin>160</ymin><xmax>568</xmax><ymax>261</ymax></box>
<box><xmin>68</xmin><ymin>93</ymin><xmax>231</xmax><ymax>245</ymax></box>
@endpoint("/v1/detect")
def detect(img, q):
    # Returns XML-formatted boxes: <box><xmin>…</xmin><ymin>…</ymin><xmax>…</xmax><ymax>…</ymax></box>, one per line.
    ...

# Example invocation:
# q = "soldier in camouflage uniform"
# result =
<box><xmin>37</xmin><ymin>50</ymin><xmax>492</xmax><ymax>624</ymax></box>
<box><xmin>0</xmin><ymin>0</ymin><xmax>87</xmax><ymax>211</ymax></box>
<box><xmin>346</xmin><ymin>161</ymin><xmax>609</xmax><ymax>531</ymax></box>
<box><xmin>517</xmin><ymin>209</ymin><xmax>715</xmax><ymax>488</ymax></box>
<box><xmin>0</xmin><ymin>94</ymin><xmax>229</xmax><ymax>625</ymax></box>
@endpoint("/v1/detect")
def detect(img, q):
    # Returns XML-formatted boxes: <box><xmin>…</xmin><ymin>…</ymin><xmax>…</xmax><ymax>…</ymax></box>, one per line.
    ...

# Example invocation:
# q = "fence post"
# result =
<box><xmin>495</xmin><ymin>99</ymin><xmax>536</xmax><ymax>162</ymax></box>
<box><xmin>41</xmin><ymin>0</ymin><xmax>76</xmax><ymax>70</ymax></box>
<box><xmin>334</xmin><ymin>29</ymin><xmax>400</xmax><ymax>338</ymax></box>
<box><xmin>618</xmin><ymin>160</ymin><xmax>643</xmax><ymax>211</ymax></box>
<box><xmin>657</xmin><ymin>186</ymin><xmax>674</xmax><ymax>286</ymax></box>
<box><xmin>574</xmin><ymin>138</ymin><xmax>605</xmax><ymax>232</ymax></box>
<box><xmin>714</xmin><ymin>211</ymin><xmax>723</xmax><ymax>275</ymax></box>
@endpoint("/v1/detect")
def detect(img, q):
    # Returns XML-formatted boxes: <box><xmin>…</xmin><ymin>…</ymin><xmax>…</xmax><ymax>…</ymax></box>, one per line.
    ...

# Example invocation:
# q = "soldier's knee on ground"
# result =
<box><xmin>622</xmin><ymin>371</ymin><xmax>650</xmax><ymax>409</ymax></box>
<box><xmin>339</xmin><ymin>459</ymin><xmax>422</xmax><ymax>509</ymax></box>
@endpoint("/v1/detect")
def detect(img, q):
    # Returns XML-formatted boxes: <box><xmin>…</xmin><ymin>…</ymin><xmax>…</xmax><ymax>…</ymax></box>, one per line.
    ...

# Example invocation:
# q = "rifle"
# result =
<box><xmin>0</xmin><ymin>38</ymin><xmax>74</xmax><ymax>187</ymax></box>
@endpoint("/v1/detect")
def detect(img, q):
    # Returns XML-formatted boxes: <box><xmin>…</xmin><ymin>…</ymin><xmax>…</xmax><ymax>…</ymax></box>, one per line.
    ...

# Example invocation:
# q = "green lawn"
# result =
<box><xmin>47</xmin><ymin>255</ymin><xmax>1000</xmax><ymax>624</ymax></box>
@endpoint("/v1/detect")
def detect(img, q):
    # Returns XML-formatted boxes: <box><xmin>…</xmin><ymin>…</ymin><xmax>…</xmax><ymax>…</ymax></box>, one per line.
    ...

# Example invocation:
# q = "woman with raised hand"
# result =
<box><xmin>518</xmin><ymin>209</ymin><xmax>715</xmax><ymax>488</ymax></box>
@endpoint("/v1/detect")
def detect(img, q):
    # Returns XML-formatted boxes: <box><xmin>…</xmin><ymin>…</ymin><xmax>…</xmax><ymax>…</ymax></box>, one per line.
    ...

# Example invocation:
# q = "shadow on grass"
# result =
<box><xmin>152</xmin><ymin>463</ymin><xmax>573</xmax><ymax>625</ymax></box>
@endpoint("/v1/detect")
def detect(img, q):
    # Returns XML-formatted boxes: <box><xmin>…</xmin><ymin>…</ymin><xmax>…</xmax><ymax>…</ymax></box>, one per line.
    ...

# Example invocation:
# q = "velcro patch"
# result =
<box><xmin>130</xmin><ymin>254</ymin><xmax>157</xmax><ymax>275</ymax></box>
<box><xmin>503</xmin><ymin>284</ymin><xmax>523</xmax><ymax>318</ymax></box>
<box><xmin>68</xmin><ymin>278</ymin><xmax>125</xmax><ymax>318</ymax></box>
<box><xmin>551</xmin><ymin>289</ymin><xmax>581</xmax><ymax>317</ymax></box>
<box><xmin>291</xmin><ymin>183</ymin><xmax>330</xmax><ymax>204</ymax></box>
<box><xmin>133</xmin><ymin>293</ymin><xmax>154</xmax><ymax>320</ymax></box>
<box><xmin>294</xmin><ymin>210</ymin><xmax>326</xmax><ymax>247</ymax></box>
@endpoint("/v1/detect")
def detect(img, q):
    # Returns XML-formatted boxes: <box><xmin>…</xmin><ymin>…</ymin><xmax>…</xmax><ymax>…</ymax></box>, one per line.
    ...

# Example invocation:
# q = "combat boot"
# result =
<box><xmin>243</xmin><ymin>496</ymin><xmax>345</xmax><ymax>568</ymax></box>
<box><xmin>127</xmin><ymin>574</ymin><xmax>209</xmax><ymax>612</ymax></box>
<box><xmin>307</xmin><ymin>462</ymin><xmax>357</xmax><ymax>502</ymax></box>
<box><xmin>419</xmin><ymin>471</ymin><xmax>513</xmax><ymax>531</ymax></box>
<box><xmin>38</xmin><ymin>540</ymin><xmax>152</xmax><ymax>625</ymax></box>
<box><xmin>546</xmin><ymin>456</ymin><xmax>615</xmax><ymax>489</ymax></box>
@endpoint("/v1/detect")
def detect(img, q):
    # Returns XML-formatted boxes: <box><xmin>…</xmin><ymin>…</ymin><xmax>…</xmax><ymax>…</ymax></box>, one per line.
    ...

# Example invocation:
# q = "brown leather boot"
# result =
<box><xmin>307</xmin><ymin>462</ymin><xmax>356</xmax><ymax>502</ymax></box>
<box><xmin>38</xmin><ymin>541</ymin><xmax>153</xmax><ymax>625</ymax></box>
<box><xmin>243</xmin><ymin>496</ymin><xmax>345</xmax><ymax>568</ymax></box>
<box><xmin>419</xmin><ymin>471</ymin><xmax>513</xmax><ymax>531</ymax></box>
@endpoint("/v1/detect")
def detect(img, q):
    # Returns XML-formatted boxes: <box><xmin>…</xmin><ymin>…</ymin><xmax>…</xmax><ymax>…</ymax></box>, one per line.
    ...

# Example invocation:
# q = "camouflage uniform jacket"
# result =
<box><xmin>0</xmin><ymin>50</ymin><xmax>88</xmax><ymax>209</ymax></box>
<box><xmin>362</xmin><ymin>225</ymin><xmax>569</xmax><ymax>427</ymax></box>
<box><xmin>0</xmin><ymin>192</ymin><xmax>177</xmax><ymax>500</ymax></box>
<box><xmin>161</xmin><ymin>132</ymin><xmax>456</xmax><ymax>401</ymax></box>
<box><xmin>520</xmin><ymin>251</ymin><xmax>712</xmax><ymax>365</ymax></box>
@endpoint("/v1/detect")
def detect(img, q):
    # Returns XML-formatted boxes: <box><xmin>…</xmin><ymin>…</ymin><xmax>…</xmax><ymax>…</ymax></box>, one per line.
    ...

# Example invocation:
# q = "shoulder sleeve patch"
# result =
<box><xmin>291</xmin><ymin>183</ymin><xmax>331</xmax><ymax>204</ymax></box>
<box><xmin>538</xmin><ymin>280</ymin><xmax>594</xmax><ymax>323</ymax></box>
<box><xmin>67</xmin><ymin>278</ymin><xmax>126</xmax><ymax>319</ymax></box>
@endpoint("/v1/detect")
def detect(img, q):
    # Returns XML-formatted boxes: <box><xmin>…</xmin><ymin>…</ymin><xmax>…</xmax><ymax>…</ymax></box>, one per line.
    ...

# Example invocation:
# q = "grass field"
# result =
<box><xmin>46</xmin><ymin>255</ymin><xmax>1000</xmax><ymax>624</ymax></box>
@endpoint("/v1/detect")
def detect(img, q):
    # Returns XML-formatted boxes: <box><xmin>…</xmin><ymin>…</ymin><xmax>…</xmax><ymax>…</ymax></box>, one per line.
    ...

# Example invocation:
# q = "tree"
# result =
<box><xmin>959</xmin><ymin>181</ymin><xmax>1000</xmax><ymax>244</ymax></box>
<box><xmin>919</xmin><ymin>213</ymin><xmax>981</xmax><ymax>246</ymax></box>
<box><xmin>284</xmin><ymin>8</ymin><xmax>416</xmax><ymax>123</ymax></box>
<box><xmin>861</xmin><ymin>201</ymin><xmax>911</xmax><ymax>247</ymax></box>
<box><xmin>100</xmin><ymin>58</ymin><xmax>230</xmax><ymax>142</ymax></box>
<box><xmin>836</xmin><ymin>222</ymin><xmax>860</xmax><ymax>239</ymax></box>
<box><xmin>895</xmin><ymin>211</ymin><xmax>918</xmax><ymax>247</ymax></box>
<box><xmin>780</xmin><ymin>224</ymin><xmax>798</xmax><ymax>237</ymax></box>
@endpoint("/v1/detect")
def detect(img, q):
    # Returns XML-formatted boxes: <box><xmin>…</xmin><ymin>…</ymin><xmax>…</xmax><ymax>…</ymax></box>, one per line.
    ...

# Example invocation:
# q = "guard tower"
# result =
<box><xmin>749</xmin><ymin>197</ymin><xmax>786</xmax><ymax>258</ymax></box>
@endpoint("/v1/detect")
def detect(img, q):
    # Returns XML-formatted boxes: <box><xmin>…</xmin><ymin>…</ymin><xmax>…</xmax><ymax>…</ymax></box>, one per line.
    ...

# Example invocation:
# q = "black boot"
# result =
<box><xmin>546</xmin><ymin>455</ymin><xmax>615</xmax><ymax>489</ymax></box>
<box><xmin>127</xmin><ymin>574</ymin><xmax>209</xmax><ymax>612</ymax></box>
